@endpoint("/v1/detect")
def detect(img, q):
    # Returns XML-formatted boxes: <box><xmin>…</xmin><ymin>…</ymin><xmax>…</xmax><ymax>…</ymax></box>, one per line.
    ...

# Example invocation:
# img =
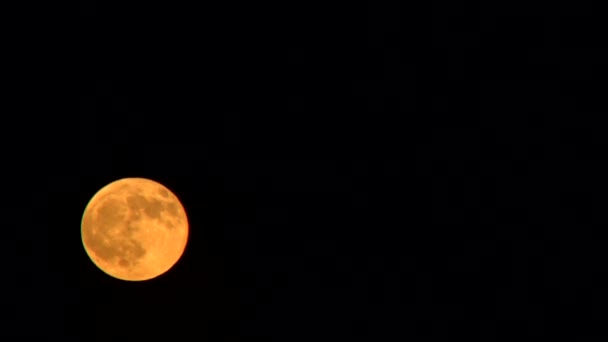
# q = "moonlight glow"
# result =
<box><xmin>81</xmin><ymin>178</ymin><xmax>189</xmax><ymax>281</ymax></box>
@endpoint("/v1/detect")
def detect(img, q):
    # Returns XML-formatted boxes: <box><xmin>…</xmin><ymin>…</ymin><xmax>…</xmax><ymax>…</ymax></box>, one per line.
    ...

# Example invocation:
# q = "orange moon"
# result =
<box><xmin>81</xmin><ymin>178</ymin><xmax>189</xmax><ymax>281</ymax></box>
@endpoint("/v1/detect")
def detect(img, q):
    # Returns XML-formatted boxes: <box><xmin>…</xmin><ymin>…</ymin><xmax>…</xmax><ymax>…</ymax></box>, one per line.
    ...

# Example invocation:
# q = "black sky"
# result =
<box><xmin>480</xmin><ymin>16</ymin><xmax>606</xmax><ymax>337</ymax></box>
<box><xmin>5</xmin><ymin>5</ymin><xmax>402</xmax><ymax>341</ymax></box>
<box><xmin>2</xmin><ymin>5</ymin><xmax>530</xmax><ymax>340</ymax></box>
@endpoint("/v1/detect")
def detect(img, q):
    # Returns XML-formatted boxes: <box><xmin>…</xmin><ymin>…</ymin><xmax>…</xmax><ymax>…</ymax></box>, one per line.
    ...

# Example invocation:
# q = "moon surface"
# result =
<box><xmin>81</xmin><ymin>178</ymin><xmax>188</xmax><ymax>281</ymax></box>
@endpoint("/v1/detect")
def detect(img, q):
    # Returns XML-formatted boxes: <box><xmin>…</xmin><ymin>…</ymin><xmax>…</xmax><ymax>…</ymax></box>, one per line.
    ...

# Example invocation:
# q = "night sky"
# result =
<box><xmin>481</xmin><ymin>16</ymin><xmax>604</xmax><ymax>336</ymax></box>
<box><xmin>37</xmin><ymin>133</ymin><xmax>369</xmax><ymax>340</ymax></box>
<box><xmin>12</xmin><ymin>12</ymin><xmax>602</xmax><ymax>340</ymax></box>
<box><xmin>7</xmin><ymin>6</ymin><xmax>402</xmax><ymax>340</ymax></box>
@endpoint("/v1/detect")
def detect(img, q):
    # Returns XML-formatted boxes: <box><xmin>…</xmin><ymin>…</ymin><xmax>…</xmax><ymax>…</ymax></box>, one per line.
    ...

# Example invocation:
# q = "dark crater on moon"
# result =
<box><xmin>83</xmin><ymin>198</ymin><xmax>147</xmax><ymax>268</ymax></box>
<box><xmin>125</xmin><ymin>192</ymin><xmax>180</xmax><ymax>230</ymax></box>
<box><xmin>158</xmin><ymin>188</ymin><xmax>169</xmax><ymax>198</ymax></box>
<box><xmin>127</xmin><ymin>194</ymin><xmax>164</xmax><ymax>220</ymax></box>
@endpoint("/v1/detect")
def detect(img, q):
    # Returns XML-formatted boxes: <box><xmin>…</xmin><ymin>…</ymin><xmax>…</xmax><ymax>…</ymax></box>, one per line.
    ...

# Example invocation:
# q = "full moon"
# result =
<box><xmin>81</xmin><ymin>177</ymin><xmax>189</xmax><ymax>281</ymax></box>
